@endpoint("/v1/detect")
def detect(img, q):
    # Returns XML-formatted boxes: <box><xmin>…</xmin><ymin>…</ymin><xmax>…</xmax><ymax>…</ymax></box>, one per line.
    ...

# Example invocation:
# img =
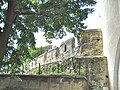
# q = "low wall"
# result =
<box><xmin>32</xmin><ymin>56</ymin><xmax>108</xmax><ymax>88</ymax></box>
<box><xmin>0</xmin><ymin>75</ymin><xmax>88</xmax><ymax>90</ymax></box>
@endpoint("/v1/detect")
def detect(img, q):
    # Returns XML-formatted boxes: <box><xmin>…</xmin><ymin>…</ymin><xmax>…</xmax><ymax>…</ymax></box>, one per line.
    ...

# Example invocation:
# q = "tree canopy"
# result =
<box><xmin>0</xmin><ymin>45</ymin><xmax>52</xmax><ymax>74</ymax></box>
<box><xmin>0</xmin><ymin>0</ymin><xmax>96</xmax><ymax>73</ymax></box>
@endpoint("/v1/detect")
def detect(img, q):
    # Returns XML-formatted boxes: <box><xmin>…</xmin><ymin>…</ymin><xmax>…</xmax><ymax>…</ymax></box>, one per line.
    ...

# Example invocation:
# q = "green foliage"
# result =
<box><xmin>32</xmin><ymin>62</ymin><xmax>86</xmax><ymax>76</ymax></box>
<box><xmin>0</xmin><ymin>0</ymin><xmax>96</xmax><ymax>73</ymax></box>
<box><xmin>92</xmin><ymin>84</ymin><xmax>103</xmax><ymax>90</ymax></box>
<box><xmin>32</xmin><ymin>64</ymin><xmax>65</xmax><ymax>75</ymax></box>
<box><xmin>0</xmin><ymin>45</ymin><xmax>51</xmax><ymax>74</ymax></box>
<box><xmin>79</xmin><ymin>66</ymin><xmax>86</xmax><ymax>75</ymax></box>
<box><xmin>32</xmin><ymin>67</ymin><xmax>41</xmax><ymax>75</ymax></box>
<box><xmin>29</xmin><ymin>45</ymin><xmax>52</xmax><ymax>60</ymax></box>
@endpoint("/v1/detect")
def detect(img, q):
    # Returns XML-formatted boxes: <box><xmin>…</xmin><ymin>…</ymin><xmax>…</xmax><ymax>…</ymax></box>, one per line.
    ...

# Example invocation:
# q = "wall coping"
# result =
<box><xmin>0</xmin><ymin>74</ymin><xmax>87</xmax><ymax>80</ymax></box>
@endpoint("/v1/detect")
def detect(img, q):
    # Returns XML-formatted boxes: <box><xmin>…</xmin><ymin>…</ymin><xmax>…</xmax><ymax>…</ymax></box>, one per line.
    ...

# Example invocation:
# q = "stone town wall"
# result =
<box><xmin>36</xmin><ymin>56</ymin><xmax>109</xmax><ymax>88</ymax></box>
<box><xmin>80</xmin><ymin>29</ymin><xmax>103</xmax><ymax>56</ymax></box>
<box><xmin>0</xmin><ymin>75</ymin><xmax>88</xmax><ymax>90</ymax></box>
<box><xmin>28</xmin><ymin>29</ymin><xmax>103</xmax><ymax>72</ymax></box>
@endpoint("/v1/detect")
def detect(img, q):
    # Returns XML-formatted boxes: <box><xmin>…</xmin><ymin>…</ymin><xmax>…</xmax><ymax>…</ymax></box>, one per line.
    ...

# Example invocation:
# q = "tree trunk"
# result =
<box><xmin>0</xmin><ymin>0</ymin><xmax>16</xmax><ymax>61</ymax></box>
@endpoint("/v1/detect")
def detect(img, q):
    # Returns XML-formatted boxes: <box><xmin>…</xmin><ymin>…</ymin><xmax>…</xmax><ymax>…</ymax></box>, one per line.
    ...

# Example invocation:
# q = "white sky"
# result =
<box><xmin>35</xmin><ymin>0</ymin><xmax>102</xmax><ymax>47</ymax></box>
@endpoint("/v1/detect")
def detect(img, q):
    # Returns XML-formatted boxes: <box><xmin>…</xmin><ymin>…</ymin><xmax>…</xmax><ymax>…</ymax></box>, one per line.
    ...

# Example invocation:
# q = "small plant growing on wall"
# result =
<box><xmin>79</xmin><ymin>66</ymin><xmax>86</xmax><ymax>75</ymax></box>
<box><xmin>92</xmin><ymin>83</ymin><xmax>103</xmax><ymax>90</ymax></box>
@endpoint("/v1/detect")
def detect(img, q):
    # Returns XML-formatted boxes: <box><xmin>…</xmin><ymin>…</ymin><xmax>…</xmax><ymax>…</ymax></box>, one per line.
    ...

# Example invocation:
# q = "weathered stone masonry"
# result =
<box><xmin>0</xmin><ymin>29</ymin><xmax>109</xmax><ymax>90</ymax></box>
<box><xmin>0</xmin><ymin>75</ymin><xmax>88</xmax><ymax>90</ymax></box>
<box><xmin>26</xmin><ymin>29</ymin><xmax>109</xmax><ymax>89</ymax></box>
<box><xmin>28</xmin><ymin>29</ymin><xmax>103</xmax><ymax>71</ymax></box>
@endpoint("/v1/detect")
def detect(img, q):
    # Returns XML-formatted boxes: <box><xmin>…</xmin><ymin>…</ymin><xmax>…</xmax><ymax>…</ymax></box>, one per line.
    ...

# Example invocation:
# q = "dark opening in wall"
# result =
<box><xmin>64</xmin><ymin>45</ymin><xmax>67</xmax><ymax>52</ymax></box>
<box><xmin>35</xmin><ymin>61</ymin><xmax>37</xmax><ymax>66</ymax></box>
<box><xmin>31</xmin><ymin>62</ymin><xmax>33</xmax><ymax>67</ymax></box>
<box><xmin>97</xmin><ymin>38</ymin><xmax>100</xmax><ymax>41</ymax></box>
<box><xmin>56</xmin><ymin>49</ymin><xmax>59</xmax><ymax>57</ymax></box>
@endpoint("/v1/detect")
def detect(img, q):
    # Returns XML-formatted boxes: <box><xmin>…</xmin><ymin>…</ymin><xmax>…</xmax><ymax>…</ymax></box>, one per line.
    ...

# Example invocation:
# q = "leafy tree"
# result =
<box><xmin>0</xmin><ymin>0</ymin><xmax>96</xmax><ymax>73</ymax></box>
<box><xmin>29</xmin><ymin>45</ymin><xmax>52</xmax><ymax>59</ymax></box>
<box><xmin>0</xmin><ymin>45</ymin><xmax>52</xmax><ymax>74</ymax></box>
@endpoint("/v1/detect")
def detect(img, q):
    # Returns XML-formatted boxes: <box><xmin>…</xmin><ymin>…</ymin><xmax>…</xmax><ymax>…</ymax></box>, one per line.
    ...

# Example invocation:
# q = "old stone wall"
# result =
<box><xmin>59</xmin><ymin>37</ymin><xmax>75</xmax><ymax>53</ymax></box>
<box><xmin>28</xmin><ymin>29</ymin><xmax>103</xmax><ymax>73</ymax></box>
<box><xmin>36</xmin><ymin>56</ymin><xmax>109</xmax><ymax>88</ymax></box>
<box><xmin>28</xmin><ymin>37</ymin><xmax>76</xmax><ymax>71</ymax></box>
<box><xmin>0</xmin><ymin>75</ymin><xmax>88</xmax><ymax>90</ymax></box>
<box><xmin>80</xmin><ymin>29</ymin><xmax>103</xmax><ymax>56</ymax></box>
